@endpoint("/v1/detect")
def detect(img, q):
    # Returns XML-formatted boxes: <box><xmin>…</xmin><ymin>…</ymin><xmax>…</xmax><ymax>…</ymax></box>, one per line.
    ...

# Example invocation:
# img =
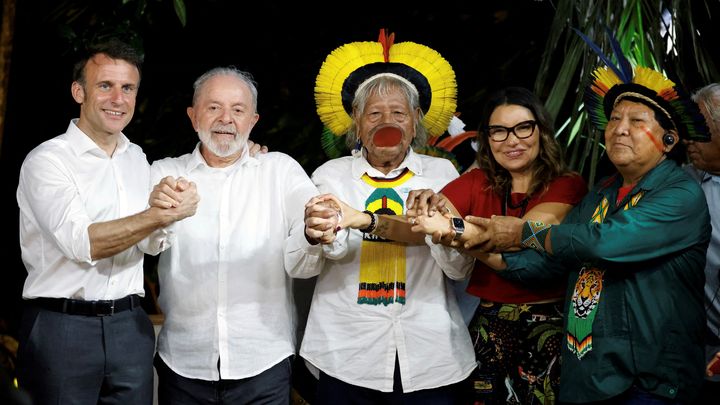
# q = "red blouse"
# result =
<box><xmin>442</xmin><ymin>169</ymin><xmax>588</xmax><ymax>303</ymax></box>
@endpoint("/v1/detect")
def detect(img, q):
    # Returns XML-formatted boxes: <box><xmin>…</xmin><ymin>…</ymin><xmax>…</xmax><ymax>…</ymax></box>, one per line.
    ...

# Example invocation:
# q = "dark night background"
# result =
<box><xmin>4</xmin><ymin>2</ymin><xmax>720</xmax><ymax>403</ymax></box>
<box><xmin>1</xmin><ymin>0</ymin><xmax>559</xmax><ymax>337</ymax></box>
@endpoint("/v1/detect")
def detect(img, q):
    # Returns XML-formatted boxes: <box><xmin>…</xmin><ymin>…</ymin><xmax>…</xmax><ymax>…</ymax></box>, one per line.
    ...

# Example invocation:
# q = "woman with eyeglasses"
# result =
<box><xmin>405</xmin><ymin>86</ymin><xmax>587</xmax><ymax>405</ymax></box>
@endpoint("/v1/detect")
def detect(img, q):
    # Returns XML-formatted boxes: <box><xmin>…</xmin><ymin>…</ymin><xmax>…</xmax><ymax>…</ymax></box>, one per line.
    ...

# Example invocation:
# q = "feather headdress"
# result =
<box><xmin>315</xmin><ymin>29</ymin><xmax>457</xmax><ymax>141</ymax></box>
<box><xmin>577</xmin><ymin>27</ymin><xmax>709</xmax><ymax>141</ymax></box>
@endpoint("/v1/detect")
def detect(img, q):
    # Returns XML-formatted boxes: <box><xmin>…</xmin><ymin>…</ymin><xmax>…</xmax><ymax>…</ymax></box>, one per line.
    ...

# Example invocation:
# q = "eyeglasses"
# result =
<box><xmin>486</xmin><ymin>120</ymin><xmax>537</xmax><ymax>142</ymax></box>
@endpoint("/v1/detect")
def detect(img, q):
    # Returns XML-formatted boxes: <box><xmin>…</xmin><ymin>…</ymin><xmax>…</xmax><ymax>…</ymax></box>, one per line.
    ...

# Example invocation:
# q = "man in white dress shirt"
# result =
<box><xmin>16</xmin><ymin>38</ymin><xmax>199</xmax><ymax>405</ymax></box>
<box><xmin>150</xmin><ymin>66</ymin><xmax>326</xmax><ymax>404</ymax></box>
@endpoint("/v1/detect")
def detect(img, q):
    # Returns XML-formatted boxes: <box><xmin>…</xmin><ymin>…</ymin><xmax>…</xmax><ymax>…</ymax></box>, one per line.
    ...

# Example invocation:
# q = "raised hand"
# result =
<box><xmin>173</xmin><ymin>180</ymin><xmax>200</xmax><ymax>221</ymax></box>
<box><xmin>149</xmin><ymin>176</ymin><xmax>200</xmax><ymax>223</ymax></box>
<box><xmin>304</xmin><ymin>194</ymin><xmax>343</xmax><ymax>244</ymax></box>
<box><xmin>149</xmin><ymin>176</ymin><xmax>184</xmax><ymax>209</ymax></box>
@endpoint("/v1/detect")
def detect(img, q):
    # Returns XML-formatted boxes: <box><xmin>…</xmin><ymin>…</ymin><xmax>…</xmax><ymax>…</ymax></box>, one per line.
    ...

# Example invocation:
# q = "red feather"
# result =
<box><xmin>377</xmin><ymin>29</ymin><xmax>394</xmax><ymax>62</ymax></box>
<box><xmin>435</xmin><ymin>131</ymin><xmax>478</xmax><ymax>151</ymax></box>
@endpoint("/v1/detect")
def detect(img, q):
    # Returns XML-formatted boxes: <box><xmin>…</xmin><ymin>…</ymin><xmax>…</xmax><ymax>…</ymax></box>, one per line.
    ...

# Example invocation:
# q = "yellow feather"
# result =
<box><xmin>315</xmin><ymin>42</ymin><xmax>384</xmax><ymax>136</ymax></box>
<box><xmin>632</xmin><ymin>66</ymin><xmax>678</xmax><ymax>101</ymax></box>
<box><xmin>390</xmin><ymin>42</ymin><xmax>457</xmax><ymax>137</ymax></box>
<box><xmin>315</xmin><ymin>39</ymin><xmax>457</xmax><ymax>138</ymax></box>
<box><xmin>591</xmin><ymin>67</ymin><xmax>622</xmax><ymax>95</ymax></box>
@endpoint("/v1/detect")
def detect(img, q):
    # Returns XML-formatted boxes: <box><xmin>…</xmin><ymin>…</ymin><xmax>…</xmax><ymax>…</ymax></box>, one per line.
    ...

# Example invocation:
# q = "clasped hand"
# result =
<box><xmin>405</xmin><ymin>188</ymin><xmax>465</xmax><ymax>247</ymax></box>
<box><xmin>303</xmin><ymin>189</ymin><xmax>525</xmax><ymax>251</ymax></box>
<box><xmin>464</xmin><ymin>215</ymin><xmax>523</xmax><ymax>252</ymax></box>
<box><xmin>149</xmin><ymin>176</ymin><xmax>200</xmax><ymax>222</ymax></box>
<box><xmin>405</xmin><ymin>189</ymin><xmax>523</xmax><ymax>252</ymax></box>
<box><xmin>304</xmin><ymin>194</ymin><xmax>344</xmax><ymax>244</ymax></box>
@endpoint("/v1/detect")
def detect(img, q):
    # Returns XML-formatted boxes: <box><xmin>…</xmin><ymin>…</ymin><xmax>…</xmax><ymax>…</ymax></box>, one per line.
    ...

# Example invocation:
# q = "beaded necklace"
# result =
<box><xmin>502</xmin><ymin>186</ymin><xmax>529</xmax><ymax>217</ymax></box>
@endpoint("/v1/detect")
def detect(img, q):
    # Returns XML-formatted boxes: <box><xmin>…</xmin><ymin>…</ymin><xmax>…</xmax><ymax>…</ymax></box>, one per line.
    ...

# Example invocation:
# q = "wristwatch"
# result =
<box><xmin>451</xmin><ymin>217</ymin><xmax>465</xmax><ymax>240</ymax></box>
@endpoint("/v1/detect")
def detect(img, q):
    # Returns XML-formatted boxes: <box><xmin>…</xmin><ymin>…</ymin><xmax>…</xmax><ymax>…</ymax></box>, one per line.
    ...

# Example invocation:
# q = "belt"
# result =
<box><xmin>30</xmin><ymin>294</ymin><xmax>141</xmax><ymax>316</ymax></box>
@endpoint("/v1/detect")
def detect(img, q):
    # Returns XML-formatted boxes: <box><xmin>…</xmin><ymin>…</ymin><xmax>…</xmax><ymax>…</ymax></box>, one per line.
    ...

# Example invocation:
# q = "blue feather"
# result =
<box><xmin>603</xmin><ymin>25</ymin><xmax>633</xmax><ymax>83</ymax></box>
<box><xmin>572</xmin><ymin>28</ymin><xmax>628</xmax><ymax>84</ymax></box>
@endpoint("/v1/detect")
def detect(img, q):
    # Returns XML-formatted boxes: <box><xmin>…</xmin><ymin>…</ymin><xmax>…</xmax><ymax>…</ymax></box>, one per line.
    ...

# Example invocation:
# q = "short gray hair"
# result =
<box><xmin>692</xmin><ymin>83</ymin><xmax>720</xmax><ymax>122</ymax></box>
<box><xmin>192</xmin><ymin>66</ymin><xmax>258</xmax><ymax>112</ymax></box>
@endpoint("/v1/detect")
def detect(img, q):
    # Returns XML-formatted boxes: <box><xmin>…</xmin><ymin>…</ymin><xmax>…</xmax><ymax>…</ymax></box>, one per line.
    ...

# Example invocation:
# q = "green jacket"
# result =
<box><xmin>502</xmin><ymin>160</ymin><xmax>710</xmax><ymax>403</ymax></box>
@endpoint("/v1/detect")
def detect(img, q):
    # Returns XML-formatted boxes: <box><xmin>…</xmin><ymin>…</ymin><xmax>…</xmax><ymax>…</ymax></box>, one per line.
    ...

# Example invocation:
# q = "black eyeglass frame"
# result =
<box><xmin>486</xmin><ymin>120</ymin><xmax>537</xmax><ymax>142</ymax></box>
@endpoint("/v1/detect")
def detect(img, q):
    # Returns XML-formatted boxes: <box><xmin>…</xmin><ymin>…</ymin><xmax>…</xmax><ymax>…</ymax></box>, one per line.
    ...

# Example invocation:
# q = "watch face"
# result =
<box><xmin>452</xmin><ymin>217</ymin><xmax>464</xmax><ymax>231</ymax></box>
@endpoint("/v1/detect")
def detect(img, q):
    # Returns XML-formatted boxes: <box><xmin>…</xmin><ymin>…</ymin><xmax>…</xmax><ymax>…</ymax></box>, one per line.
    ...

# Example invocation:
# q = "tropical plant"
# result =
<box><xmin>0</xmin><ymin>0</ymin><xmax>187</xmax><ymax>155</ymax></box>
<box><xmin>535</xmin><ymin>0</ymin><xmax>719</xmax><ymax>185</ymax></box>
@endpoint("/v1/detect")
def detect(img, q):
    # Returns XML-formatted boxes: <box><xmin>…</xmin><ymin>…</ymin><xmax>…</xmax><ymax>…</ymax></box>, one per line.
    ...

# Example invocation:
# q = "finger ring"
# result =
<box><xmin>409</xmin><ymin>217</ymin><xmax>416</xmax><ymax>225</ymax></box>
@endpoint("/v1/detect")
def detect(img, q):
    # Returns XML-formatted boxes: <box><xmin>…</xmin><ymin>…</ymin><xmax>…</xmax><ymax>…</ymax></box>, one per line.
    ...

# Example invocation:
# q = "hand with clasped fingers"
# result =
<box><xmin>305</xmin><ymin>193</ymin><xmax>399</xmax><ymax>245</ymax></box>
<box><xmin>408</xmin><ymin>209</ymin><xmax>456</xmax><ymax>243</ymax></box>
<box><xmin>405</xmin><ymin>188</ymin><xmax>449</xmax><ymax>218</ymax></box>
<box><xmin>462</xmin><ymin>215</ymin><xmax>524</xmax><ymax>252</ymax></box>
<box><xmin>304</xmin><ymin>194</ymin><xmax>343</xmax><ymax>245</ymax></box>
<box><xmin>149</xmin><ymin>176</ymin><xmax>200</xmax><ymax>225</ymax></box>
<box><xmin>406</xmin><ymin>188</ymin><xmax>497</xmax><ymax>250</ymax></box>
<box><xmin>406</xmin><ymin>188</ymin><xmax>464</xmax><ymax>247</ymax></box>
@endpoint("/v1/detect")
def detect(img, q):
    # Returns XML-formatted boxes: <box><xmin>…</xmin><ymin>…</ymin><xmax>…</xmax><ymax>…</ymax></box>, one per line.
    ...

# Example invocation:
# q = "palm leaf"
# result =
<box><xmin>535</xmin><ymin>0</ymin><xmax>717</xmax><ymax>185</ymax></box>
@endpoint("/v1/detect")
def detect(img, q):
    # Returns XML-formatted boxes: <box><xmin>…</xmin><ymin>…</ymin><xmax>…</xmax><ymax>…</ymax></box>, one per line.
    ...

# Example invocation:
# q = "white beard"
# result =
<box><xmin>198</xmin><ymin>126</ymin><xmax>248</xmax><ymax>158</ymax></box>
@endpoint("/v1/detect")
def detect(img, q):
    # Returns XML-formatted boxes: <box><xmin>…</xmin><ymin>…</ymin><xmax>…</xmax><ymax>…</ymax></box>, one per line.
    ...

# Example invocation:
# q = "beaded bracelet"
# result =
<box><xmin>358</xmin><ymin>210</ymin><xmax>378</xmax><ymax>234</ymax></box>
<box><xmin>521</xmin><ymin>220</ymin><xmax>552</xmax><ymax>252</ymax></box>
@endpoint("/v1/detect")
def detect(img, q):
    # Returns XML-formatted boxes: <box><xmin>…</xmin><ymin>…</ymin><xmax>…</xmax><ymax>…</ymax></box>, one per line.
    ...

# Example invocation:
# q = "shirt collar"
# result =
<box><xmin>67</xmin><ymin>119</ymin><xmax>130</xmax><ymax>157</ymax></box>
<box><xmin>350</xmin><ymin>147</ymin><xmax>423</xmax><ymax>179</ymax></box>
<box><xmin>702</xmin><ymin>171</ymin><xmax>719</xmax><ymax>184</ymax></box>
<box><xmin>598</xmin><ymin>159</ymin><xmax>675</xmax><ymax>195</ymax></box>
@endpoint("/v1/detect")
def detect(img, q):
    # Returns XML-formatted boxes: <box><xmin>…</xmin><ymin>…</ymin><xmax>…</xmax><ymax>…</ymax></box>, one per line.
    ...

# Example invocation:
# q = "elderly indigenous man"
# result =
<box><xmin>299</xmin><ymin>31</ymin><xmax>476</xmax><ymax>404</ymax></box>
<box><xmin>16</xmin><ymin>38</ymin><xmax>199</xmax><ymax>404</ymax></box>
<box><xmin>459</xmin><ymin>46</ymin><xmax>712</xmax><ymax>403</ymax></box>
<box><xmin>150</xmin><ymin>66</ymin><xmax>325</xmax><ymax>405</ymax></box>
<box><xmin>685</xmin><ymin>83</ymin><xmax>720</xmax><ymax>405</ymax></box>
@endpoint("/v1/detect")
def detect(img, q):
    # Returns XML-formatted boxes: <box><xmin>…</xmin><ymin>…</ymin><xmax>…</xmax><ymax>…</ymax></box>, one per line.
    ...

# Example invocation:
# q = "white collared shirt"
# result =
<box><xmin>152</xmin><ymin>145</ymin><xmax>323</xmax><ymax>380</ymax></box>
<box><xmin>298</xmin><ymin>149</ymin><xmax>476</xmax><ymax>392</ymax></box>
<box><xmin>17</xmin><ymin>119</ymin><xmax>155</xmax><ymax>300</ymax></box>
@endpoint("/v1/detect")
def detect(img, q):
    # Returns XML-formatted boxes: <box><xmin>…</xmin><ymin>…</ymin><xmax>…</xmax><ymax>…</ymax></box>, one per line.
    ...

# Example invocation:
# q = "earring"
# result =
<box><xmin>663</xmin><ymin>134</ymin><xmax>675</xmax><ymax>146</ymax></box>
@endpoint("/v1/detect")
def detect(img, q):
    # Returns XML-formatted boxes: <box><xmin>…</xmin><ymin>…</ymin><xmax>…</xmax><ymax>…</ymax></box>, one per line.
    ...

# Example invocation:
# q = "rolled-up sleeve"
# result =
<box><xmin>18</xmin><ymin>152</ymin><xmax>94</xmax><ymax>264</ymax></box>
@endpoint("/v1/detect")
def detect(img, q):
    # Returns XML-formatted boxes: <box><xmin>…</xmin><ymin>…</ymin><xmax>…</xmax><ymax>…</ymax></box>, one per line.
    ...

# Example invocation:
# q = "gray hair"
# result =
<box><xmin>691</xmin><ymin>83</ymin><xmax>720</xmax><ymax>123</ymax></box>
<box><xmin>192</xmin><ymin>66</ymin><xmax>258</xmax><ymax>112</ymax></box>
<box><xmin>346</xmin><ymin>74</ymin><xmax>428</xmax><ymax>149</ymax></box>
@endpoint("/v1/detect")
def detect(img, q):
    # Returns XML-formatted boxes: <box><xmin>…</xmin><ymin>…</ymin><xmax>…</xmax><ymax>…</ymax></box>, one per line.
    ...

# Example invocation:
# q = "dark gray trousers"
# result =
<box><xmin>17</xmin><ymin>303</ymin><xmax>155</xmax><ymax>405</ymax></box>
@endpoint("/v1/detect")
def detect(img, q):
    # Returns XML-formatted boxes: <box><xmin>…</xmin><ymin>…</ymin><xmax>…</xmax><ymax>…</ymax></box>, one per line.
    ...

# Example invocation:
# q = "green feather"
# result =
<box><xmin>321</xmin><ymin>127</ymin><xmax>349</xmax><ymax>159</ymax></box>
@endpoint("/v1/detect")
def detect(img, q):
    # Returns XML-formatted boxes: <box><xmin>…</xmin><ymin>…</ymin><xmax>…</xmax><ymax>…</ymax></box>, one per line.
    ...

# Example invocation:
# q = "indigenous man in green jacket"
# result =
<box><xmin>461</xmin><ymin>63</ymin><xmax>712</xmax><ymax>403</ymax></box>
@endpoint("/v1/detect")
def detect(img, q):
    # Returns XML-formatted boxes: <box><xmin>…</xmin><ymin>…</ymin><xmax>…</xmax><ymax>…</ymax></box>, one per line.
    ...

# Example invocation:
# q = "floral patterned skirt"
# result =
<box><xmin>467</xmin><ymin>300</ymin><xmax>563</xmax><ymax>405</ymax></box>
